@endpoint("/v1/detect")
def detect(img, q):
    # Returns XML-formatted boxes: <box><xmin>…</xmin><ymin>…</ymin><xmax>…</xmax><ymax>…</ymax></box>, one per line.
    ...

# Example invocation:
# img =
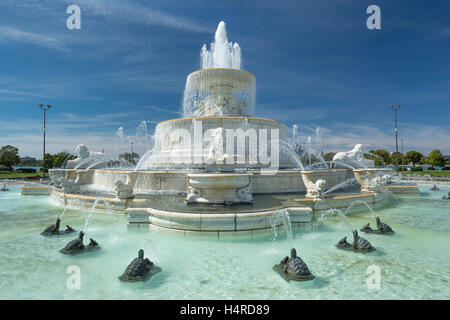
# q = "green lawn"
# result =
<box><xmin>0</xmin><ymin>172</ymin><xmax>43</xmax><ymax>179</ymax></box>
<box><xmin>401</xmin><ymin>170</ymin><xmax>450</xmax><ymax>177</ymax></box>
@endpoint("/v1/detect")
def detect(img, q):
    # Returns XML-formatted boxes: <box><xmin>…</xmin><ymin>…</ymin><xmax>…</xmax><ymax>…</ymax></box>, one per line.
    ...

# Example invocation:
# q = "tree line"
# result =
<box><xmin>0</xmin><ymin>145</ymin><xmax>76</xmax><ymax>172</ymax></box>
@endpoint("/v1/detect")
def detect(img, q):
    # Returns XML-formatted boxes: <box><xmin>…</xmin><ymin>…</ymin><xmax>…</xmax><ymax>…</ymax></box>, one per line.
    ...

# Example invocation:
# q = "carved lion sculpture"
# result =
<box><xmin>333</xmin><ymin>144</ymin><xmax>374</xmax><ymax>168</ymax></box>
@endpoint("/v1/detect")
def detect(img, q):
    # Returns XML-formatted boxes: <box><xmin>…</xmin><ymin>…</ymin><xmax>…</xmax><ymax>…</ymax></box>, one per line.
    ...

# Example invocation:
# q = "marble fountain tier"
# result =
<box><xmin>45</xmin><ymin>21</ymin><xmax>415</xmax><ymax>236</ymax></box>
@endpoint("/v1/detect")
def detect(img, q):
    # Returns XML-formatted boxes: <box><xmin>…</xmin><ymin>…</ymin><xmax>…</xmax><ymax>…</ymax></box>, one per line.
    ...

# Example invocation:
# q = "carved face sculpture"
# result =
<box><xmin>215</xmin><ymin>95</ymin><xmax>227</xmax><ymax>107</ymax></box>
<box><xmin>76</xmin><ymin>144</ymin><xmax>89</xmax><ymax>160</ymax></box>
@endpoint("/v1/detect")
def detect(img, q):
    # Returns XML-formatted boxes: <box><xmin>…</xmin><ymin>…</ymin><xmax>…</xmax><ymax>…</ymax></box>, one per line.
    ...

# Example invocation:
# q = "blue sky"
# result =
<box><xmin>0</xmin><ymin>0</ymin><xmax>449</xmax><ymax>158</ymax></box>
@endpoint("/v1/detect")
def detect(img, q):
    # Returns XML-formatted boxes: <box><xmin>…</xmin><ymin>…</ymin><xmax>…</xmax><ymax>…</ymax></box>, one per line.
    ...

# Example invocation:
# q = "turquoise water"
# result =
<box><xmin>0</xmin><ymin>185</ymin><xmax>449</xmax><ymax>299</ymax></box>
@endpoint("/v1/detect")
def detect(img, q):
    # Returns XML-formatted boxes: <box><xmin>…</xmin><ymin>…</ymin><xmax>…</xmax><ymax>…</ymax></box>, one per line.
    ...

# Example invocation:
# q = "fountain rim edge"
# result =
<box><xmin>158</xmin><ymin>116</ymin><xmax>284</xmax><ymax>126</ymax></box>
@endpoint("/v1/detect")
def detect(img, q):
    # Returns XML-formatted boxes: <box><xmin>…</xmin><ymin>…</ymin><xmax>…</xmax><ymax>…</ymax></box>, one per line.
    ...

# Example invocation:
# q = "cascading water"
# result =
<box><xmin>271</xmin><ymin>209</ymin><xmax>294</xmax><ymax>248</ymax></box>
<box><xmin>306</xmin><ymin>136</ymin><xmax>312</xmax><ymax>167</ymax></box>
<box><xmin>278</xmin><ymin>140</ymin><xmax>305</xmax><ymax>170</ymax></box>
<box><xmin>344</xmin><ymin>200</ymin><xmax>375</xmax><ymax>216</ymax></box>
<box><xmin>321</xmin><ymin>178</ymin><xmax>358</xmax><ymax>196</ymax></box>
<box><xmin>314</xmin><ymin>208</ymin><xmax>354</xmax><ymax>232</ymax></box>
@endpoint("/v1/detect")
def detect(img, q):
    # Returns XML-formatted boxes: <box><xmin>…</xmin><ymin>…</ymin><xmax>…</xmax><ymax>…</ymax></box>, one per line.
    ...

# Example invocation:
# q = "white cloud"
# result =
<box><xmin>321</xmin><ymin>123</ymin><xmax>450</xmax><ymax>155</ymax></box>
<box><xmin>61</xmin><ymin>0</ymin><xmax>210</xmax><ymax>33</ymax></box>
<box><xmin>3</xmin><ymin>0</ymin><xmax>210</xmax><ymax>33</ymax></box>
<box><xmin>0</xmin><ymin>26</ymin><xmax>68</xmax><ymax>51</ymax></box>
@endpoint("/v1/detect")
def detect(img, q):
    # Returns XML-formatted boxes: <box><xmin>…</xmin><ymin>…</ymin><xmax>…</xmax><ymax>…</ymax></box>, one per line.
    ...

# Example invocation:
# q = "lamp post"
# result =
<box><xmin>401</xmin><ymin>138</ymin><xmax>404</xmax><ymax>171</ymax></box>
<box><xmin>389</xmin><ymin>104</ymin><xmax>401</xmax><ymax>169</ymax></box>
<box><xmin>39</xmin><ymin>104</ymin><xmax>52</xmax><ymax>179</ymax></box>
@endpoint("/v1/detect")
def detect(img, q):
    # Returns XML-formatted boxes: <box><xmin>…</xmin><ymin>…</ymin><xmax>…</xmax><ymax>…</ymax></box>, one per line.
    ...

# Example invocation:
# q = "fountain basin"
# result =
<box><xmin>127</xmin><ymin>206</ymin><xmax>312</xmax><ymax>236</ymax></box>
<box><xmin>20</xmin><ymin>186</ymin><xmax>51</xmax><ymax>196</ymax></box>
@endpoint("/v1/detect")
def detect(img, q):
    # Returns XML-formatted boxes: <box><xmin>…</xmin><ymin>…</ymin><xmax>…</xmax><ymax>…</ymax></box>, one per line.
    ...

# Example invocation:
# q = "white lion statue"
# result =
<box><xmin>66</xmin><ymin>144</ymin><xmax>105</xmax><ymax>169</ymax></box>
<box><xmin>333</xmin><ymin>144</ymin><xmax>374</xmax><ymax>168</ymax></box>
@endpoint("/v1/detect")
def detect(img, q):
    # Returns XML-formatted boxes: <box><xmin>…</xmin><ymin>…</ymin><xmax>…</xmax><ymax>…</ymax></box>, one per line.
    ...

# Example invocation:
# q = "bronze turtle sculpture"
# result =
<box><xmin>430</xmin><ymin>184</ymin><xmax>439</xmax><ymax>191</ymax></box>
<box><xmin>273</xmin><ymin>248</ymin><xmax>314</xmax><ymax>282</ymax></box>
<box><xmin>59</xmin><ymin>231</ymin><xmax>100</xmax><ymax>255</ymax></box>
<box><xmin>360</xmin><ymin>217</ymin><xmax>394</xmax><ymax>235</ymax></box>
<box><xmin>119</xmin><ymin>249</ymin><xmax>161</xmax><ymax>282</ymax></box>
<box><xmin>336</xmin><ymin>229</ymin><xmax>375</xmax><ymax>253</ymax></box>
<box><xmin>41</xmin><ymin>218</ymin><xmax>76</xmax><ymax>236</ymax></box>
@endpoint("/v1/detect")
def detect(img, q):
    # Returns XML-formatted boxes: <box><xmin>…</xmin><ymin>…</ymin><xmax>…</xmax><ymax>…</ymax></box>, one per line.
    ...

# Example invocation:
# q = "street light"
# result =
<box><xmin>401</xmin><ymin>138</ymin><xmax>404</xmax><ymax>171</ymax></box>
<box><xmin>389</xmin><ymin>104</ymin><xmax>401</xmax><ymax>169</ymax></box>
<box><xmin>39</xmin><ymin>104</ymin><xmax>52</xmax><ymax>179</ymax></box>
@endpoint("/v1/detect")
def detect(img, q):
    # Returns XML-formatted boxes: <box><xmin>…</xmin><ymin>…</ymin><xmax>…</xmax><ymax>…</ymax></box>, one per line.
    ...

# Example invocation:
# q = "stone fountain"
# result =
<box><xmin>46</xmin><ymin>21</ymin><xmax>416</xmax><ymax>236</ymax></box>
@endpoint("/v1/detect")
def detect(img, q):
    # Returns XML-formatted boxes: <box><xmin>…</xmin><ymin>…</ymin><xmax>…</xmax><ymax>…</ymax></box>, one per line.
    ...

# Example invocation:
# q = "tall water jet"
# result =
<box><xmin>201</xmin><ymin>21</ymin><xmax>241</xmax><ymax>69</ymax></box>
<box><xmin>183</xmin><ymin>21</ymin><xmax>255</xmax><ymax>117</ymax></box>
<box><xmin>83</xmin><ymin>198</ymin><xmax>110</xmax><ymax>232</ymax></box>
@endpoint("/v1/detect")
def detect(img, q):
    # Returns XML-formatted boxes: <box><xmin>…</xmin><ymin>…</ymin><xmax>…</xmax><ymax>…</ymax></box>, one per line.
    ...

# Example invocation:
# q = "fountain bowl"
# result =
<box><xmin>187</xmin><ymin>68</ymin><xmax>255</xmax><ymax>94</ymax></box>
<box><xmin>187</xmin><ymin>172</ymin><xmax>252</xmax><ymax>204</ymax></box>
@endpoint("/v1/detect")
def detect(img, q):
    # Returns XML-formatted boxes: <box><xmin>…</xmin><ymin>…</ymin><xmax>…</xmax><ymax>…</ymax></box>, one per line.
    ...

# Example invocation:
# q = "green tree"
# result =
<box><xmin>389</xmin><ymin>152</ymin><xmax>403</xmax><ymax>165</ymax></box>
<box><xmin>366</xmin><ymin>149</ymin><xmax>390</xmax><ymax>166</ymax></box>
<box><xmin>323</xmin><ymin>152</ymin><xmax>336</xmax><ymax>162</ymax></box>
<box><xmin>39</xmin><ymin>153</ymin><xmax>54</xmax><ymax>170</ymax></box>
<box><xmin>53</xmin><ymin>151</ymin><xmax>76</xmax><ymax>168</ymax></box>
<box><xmin>0</xmin><ymin>145</ymin><xmax>20</xmax><ymax>171</ymax></box>
<box><xmin>428</xmin><ymin>149</ymin><xmax>446</xmax><ymax>168</ymax></box>
<box><xmin>119</xmin><ymin>152</ymin><xmax>140</xmax><ymax>166</ymax></box>
<box><xmin>404</xmin><ymin>150</ymin><xmax>423</xmax><ymax>167</ymax></box>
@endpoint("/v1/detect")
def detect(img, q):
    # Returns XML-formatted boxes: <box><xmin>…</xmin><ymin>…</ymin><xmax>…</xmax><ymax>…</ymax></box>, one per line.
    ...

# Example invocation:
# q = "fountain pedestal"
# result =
<box><xmin>186</xmin><ymin>173</ymin><xmax>253</xmax><ymax>204</ymax></box>
<box><xmin>353</xmin><ymin>168</ymin><xmax>393</xmax><ymax>193</ymax></box>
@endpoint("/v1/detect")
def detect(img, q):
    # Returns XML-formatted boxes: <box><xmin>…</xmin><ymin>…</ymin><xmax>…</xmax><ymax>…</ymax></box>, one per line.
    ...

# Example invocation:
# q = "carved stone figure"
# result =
<box><xmin>41</xmin><ymin>218</ymin><xmax>76</xmax><ymax>236</ymax></box>
<box><xmin>186</xmin><ymin>185</ymin><xmax>202</xmax><ymax>203</ymax></box>
<box><xmin>59</xmin><ymin>231</ymin><xmax>100</xmax><ymax>255</ymax></box>
<box><xmin>57</xmin><ymin>176</ymin><xmax>80</xmax><ymax>194</ymax></box>
<box><xmin>65</xmin><ymin>144</ymin><xmax>105</xmax><ymax>169</ymax></box>
<box><xmin>380</xmin><ymin>174</ymin><xmax>392</xmax><ymax>185</ymax></box>
<box><xmin>273</xmin><ymin>248</ymin><xmax>314</xmax><ymax>282</ymax></box>
<box><xmin>66</xmin><ymin>145</ymin><xmax>90</xmax><ymax>169</ymax></box>
<box><xmin>368</xmin><ymin>176</ymin><xmax>386</xmax><ymax>193</ymax></box>
<box><xmin>193</xmin><ymin>93</ymin><xmax>249</xmax><ymax>117</ymax></box>
<box><xmin>119</xmin><ymin>249</ymin><xmax>161</xmax><ymax>282</ymax></box>
<box><xmin>114</xmin><ymin>180</ymin><xmax>134</xmax><ymax>200</ymax></box>
<box><xmin>333</xmin><ymin>144</ymin><xmax>374</xmax><ymax>168</ymax></box>
<box><xmin>236</xmin><ymin>184</ymin><xmax>252</xmax><ymax>203</ymax></box>
<box><xmin>305</xmin><ymin>179</ymin><xmax>326</xmax><ymax>198</ymax></box>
